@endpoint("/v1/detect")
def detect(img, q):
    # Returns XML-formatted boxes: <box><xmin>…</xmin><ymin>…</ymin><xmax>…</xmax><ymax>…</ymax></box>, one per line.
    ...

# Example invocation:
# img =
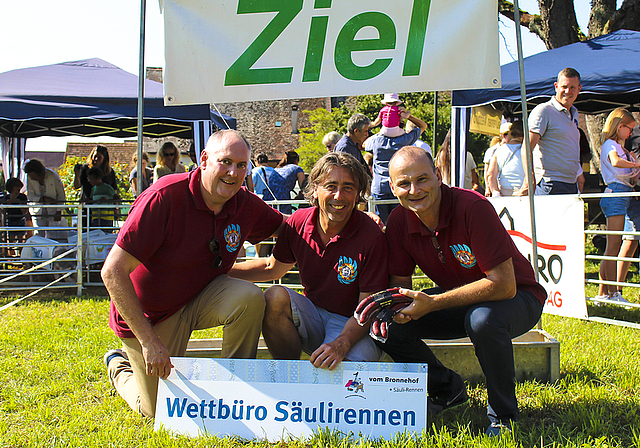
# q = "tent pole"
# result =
<box><xmin>136</xmin><ymin>0</ymin><xmax>147</xmax><ymax>197</ymax></box>
<box><xmin>513</xmin><ymin>0</ymin><xmax>542</xmax><ymax>325</ymax></box>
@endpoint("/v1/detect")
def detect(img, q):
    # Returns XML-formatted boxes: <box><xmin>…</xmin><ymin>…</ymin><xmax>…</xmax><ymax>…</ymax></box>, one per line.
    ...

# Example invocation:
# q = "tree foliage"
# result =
<box><xmin>57</xmin><ymin>157</ymin><xmax>135</xmax><ymax>203</ymax></box>
<box><xmin>297</xmin><ymin>93</ymin><xmax>491</xmax><ymax>173</ymax></box>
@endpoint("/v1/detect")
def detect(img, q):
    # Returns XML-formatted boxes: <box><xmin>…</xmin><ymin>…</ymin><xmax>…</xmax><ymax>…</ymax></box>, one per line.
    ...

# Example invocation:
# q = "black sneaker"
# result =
<box><xmin>428</xmin><ymin>385</ymin><xmax>469</xmax><ymax>414</ymax></box>
<box><xmin>103</xmin><ymin>348</ymin><xmax>128</xmax><ymax>367</ymax></box>
<box><xmin>485</xmin><ymin>421</ymin><xmax>512</xmax><ymax>437</ymax></box>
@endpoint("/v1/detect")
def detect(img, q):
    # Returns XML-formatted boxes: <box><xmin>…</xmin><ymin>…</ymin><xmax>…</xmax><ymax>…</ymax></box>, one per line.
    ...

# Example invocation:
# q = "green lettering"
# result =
<box><xmin>334</xmin><ymin>12</ymin><xmax>395</xmax><ymax>81</ymax></box>
<box><xmin>302</xmin><ymin>16</ymin><xmax>328</xmax><ymax>82</ymax></box>
<box><xmin>224</xmin><ymin>0</ymin><xmax>303</xmax><ymax>86</ymax></box>
<box><xmin>403</xmin><ymin>0</ymin><xmax>431</xmax><ymax>76</ymax></box>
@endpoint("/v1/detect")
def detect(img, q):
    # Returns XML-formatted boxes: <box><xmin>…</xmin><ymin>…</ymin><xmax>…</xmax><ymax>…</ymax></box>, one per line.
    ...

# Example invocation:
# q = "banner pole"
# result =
<box><xmin>513</xmin><ymin>0</ymin><xmax>543</xmax><ymax>327</ymax></box>
<box><xmin>433</xmin><ymin>92</ymin><xmax>438</xmax><ymax>151</ymax></box>
<box><xmin>136</xmin><ymin>0</ymin><xmax>147</xmax><ymax>197</ymax></box>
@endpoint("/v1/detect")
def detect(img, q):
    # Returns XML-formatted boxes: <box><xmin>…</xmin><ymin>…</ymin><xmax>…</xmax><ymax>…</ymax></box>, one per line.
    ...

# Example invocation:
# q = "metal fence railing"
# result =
<box><xmin>1</xmin><ymin>194</ymin><xmax>639</xmax><ymax>316</ymax></box>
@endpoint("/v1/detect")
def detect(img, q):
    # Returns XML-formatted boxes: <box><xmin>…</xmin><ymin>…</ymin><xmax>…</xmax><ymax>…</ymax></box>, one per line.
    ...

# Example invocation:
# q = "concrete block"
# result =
<box><xmin>186</xmin><ymin>329</ymin><xmax>560</xmax><ymax>384</ymax></box>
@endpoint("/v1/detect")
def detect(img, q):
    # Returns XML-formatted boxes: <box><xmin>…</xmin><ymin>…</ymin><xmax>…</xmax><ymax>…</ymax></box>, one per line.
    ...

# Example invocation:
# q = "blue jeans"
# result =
<box><xmin>537</xmin><ymin>178</ymin><xmax>578</xmax><ymax>195</ymax></box>
<box><xmin>373</xmin><ymin>192</ymin><xmax>398</xmax><ymax>224</ymax></box>
<box><xmin>375</xmin><ymin>287</ymin><xmax>543</xmax><ymax>424</ymax></box>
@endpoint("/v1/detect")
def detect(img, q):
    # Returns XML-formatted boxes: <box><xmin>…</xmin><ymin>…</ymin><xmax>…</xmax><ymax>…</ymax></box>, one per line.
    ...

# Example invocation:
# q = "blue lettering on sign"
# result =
<box><xmin>165</xmin><ymin>397</ymin><xmax>415</xmax><ymax>426</ymax></box>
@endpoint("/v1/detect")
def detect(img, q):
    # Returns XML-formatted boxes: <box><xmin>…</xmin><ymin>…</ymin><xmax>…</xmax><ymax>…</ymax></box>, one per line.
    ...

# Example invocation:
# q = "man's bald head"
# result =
<box><xmin>389</xmin><ymin>146</ymin><xmax>436</xmax><ymax>181</ymax></box>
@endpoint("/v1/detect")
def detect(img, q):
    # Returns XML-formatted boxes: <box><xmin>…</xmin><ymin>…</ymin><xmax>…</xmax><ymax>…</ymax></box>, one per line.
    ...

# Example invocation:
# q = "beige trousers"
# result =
<box><xmin>107</xmin><ymin>275</ymin><xmax>265</xmax><ymax>417</ymax></box>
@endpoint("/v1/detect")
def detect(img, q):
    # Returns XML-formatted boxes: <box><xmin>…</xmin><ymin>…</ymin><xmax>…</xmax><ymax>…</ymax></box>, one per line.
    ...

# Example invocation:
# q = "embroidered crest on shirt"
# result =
<box><xmin>223</xmin><ymin>224</ymin><xmax>241</xmax><ymax>252</ymax></box>
<box><xmin>336</xmin><ymin>256</ymin><xmax>358</xmax><ymax>284</ymax></box>
<box><xmin>450</xmin><ymin>244</ymin><xmax>476</xmax><ymax>269</ymax></box>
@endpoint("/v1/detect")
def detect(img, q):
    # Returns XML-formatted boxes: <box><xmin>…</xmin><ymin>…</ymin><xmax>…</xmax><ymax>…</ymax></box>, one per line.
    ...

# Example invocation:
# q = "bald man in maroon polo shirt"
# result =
<box><xmin>101</xmin><ymin>130</ymin><xmax>284</xmax><ymax>417</ymax></box>
<box><xmin>381</xmin><ymin>146</ymin><xmax>546</xmax><ymax>437</ymax></box>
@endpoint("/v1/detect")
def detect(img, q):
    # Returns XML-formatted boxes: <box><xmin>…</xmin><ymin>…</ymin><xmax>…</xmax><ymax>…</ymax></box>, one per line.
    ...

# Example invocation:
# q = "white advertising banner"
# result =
<box><xmin>488</xmin><ymin>196</ymin><xmax>588</xmax><ymax>319</ymax></box>
<box><xmin>155</xmin><ymin>358</ymin><xmax>428</xmax><ymax>440</ymax></box>
<box><xmin>160</xmin><ymin>0</ymin><xmax>500</xmax><ymax>105</ymax></box>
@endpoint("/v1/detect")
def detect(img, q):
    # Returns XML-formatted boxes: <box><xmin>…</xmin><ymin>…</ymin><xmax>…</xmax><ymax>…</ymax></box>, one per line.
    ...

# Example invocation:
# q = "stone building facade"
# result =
<box><xmin>215</xmin><ymin>98</ymin><xmax>330</xmax><ymax>162</ymax></box>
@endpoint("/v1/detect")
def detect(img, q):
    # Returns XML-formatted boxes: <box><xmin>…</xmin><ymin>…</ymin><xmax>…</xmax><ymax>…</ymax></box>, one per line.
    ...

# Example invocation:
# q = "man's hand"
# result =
<box><xmin>310</xmin><ymin>339</ymin><xmax>348</xmax><ymax>371</ymax></box>
<box><xmin>392</xmin><ymin>288</ymin><xmax>436</xmax><ymax>323</ymax></box>
<box><xmin>142</xmin><ymin>339</ymin><xmax>174</xmax><ymax>378</ymax></box>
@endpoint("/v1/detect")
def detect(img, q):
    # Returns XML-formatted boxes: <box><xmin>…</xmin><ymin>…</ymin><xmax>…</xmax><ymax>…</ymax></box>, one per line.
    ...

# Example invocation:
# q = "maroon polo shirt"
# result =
<box><xmin>386</xmin><ymin>185</ymin><xmax>546</xmax><ymax>304</ymax></box>
<box><xmin>273</xmin><ymin>207</ymin><xmax>389</xmax><ymax>317</ymax></box>
<box><xmin>109</xmin><ymin>169</ymin><xmax>283</xmax><ymax>338</ymax></box>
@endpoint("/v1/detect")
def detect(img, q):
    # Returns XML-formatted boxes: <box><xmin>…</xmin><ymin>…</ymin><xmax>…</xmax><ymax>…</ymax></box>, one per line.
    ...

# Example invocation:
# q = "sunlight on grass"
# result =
<box><xmin>0</xmin><ymin>297</ymin><xmax>639</xmax><ymax>447</ymax></box>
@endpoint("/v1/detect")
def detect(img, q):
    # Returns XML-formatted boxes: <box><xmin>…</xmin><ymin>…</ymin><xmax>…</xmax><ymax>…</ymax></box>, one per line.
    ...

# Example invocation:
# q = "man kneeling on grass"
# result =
<box><xmin>379</xmin><ymin>146</ymin><xmax>546</xmax><ymax>437</ymax></box>
<box><xmin>229</xmin><ymin>152</ymin><xmax>389</xmax><ymax>369</ymax></box>
<box><xmin>101</xmin><ymin>130</ymin><xmax>284</xmax><ymax>417</ymax></box>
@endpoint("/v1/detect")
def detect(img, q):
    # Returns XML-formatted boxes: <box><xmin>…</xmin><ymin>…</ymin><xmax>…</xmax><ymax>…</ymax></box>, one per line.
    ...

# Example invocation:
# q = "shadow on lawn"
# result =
<box><xmin>517</xmin><ymin>397</ymin><xmax>639</xmax><ymax>444</ymax></box>
<box><xmin>429</xmin><ymin>393</ymin><xmax>638</xmax><ymax>443</ymax></box>
<box><xmin>587</xmin><ymin>303</ymin><xmax>640</xmax><ymax>324</ymax></box>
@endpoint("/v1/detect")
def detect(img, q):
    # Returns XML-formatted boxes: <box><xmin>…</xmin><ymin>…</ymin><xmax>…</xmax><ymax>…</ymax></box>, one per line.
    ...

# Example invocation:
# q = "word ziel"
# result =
<box><xmin>225</xmin><ymin>0</ymin><xmax>431</xmax><ymax>86</ymax></box>
<box><xmin>165</xmin><ymin>398</ymin><xmax>416</xmax><ymax>427</ymax></box>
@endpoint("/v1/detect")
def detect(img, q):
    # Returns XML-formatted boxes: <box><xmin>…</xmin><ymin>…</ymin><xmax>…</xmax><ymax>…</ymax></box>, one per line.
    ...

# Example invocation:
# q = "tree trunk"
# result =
<box><xmin>589</xmin><ymin>0</ymin><xmax>617</xmax><ymax>37</ymax></box>
<box><xmin>604</xmin><ymin>0</ymin><xmax>640</xmax><ymax>34</ymax></box>
<box><xmin>586</xmin><ymin>115</ymin><xmax>607</xmax><ymax>173</ymax></box>
<box><xmin>537</xmin><ymin>0</ymin><xmax>582</xmax><ymax>48</ymax></box>
<box><xmin>499</xmin><ymin>0</ymin><xmax>640</xmax><ymax>173</ymax></box>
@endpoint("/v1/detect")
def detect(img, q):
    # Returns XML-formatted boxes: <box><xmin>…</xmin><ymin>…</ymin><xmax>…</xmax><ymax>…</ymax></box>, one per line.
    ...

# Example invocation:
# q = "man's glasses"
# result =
<box><xmin>209</xmin><ymin>235</ymin><xmax>223</xmax><ymax>269</ymax></box>
<box><xmin>431</xmin><ymin>235</ymin><xmax>445</xmax><ymax>264</ymax></box>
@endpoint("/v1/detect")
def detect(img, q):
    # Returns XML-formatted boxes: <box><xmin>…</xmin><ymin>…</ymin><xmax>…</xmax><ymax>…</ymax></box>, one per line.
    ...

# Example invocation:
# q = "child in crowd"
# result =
<box><xmin>370</xmin><ymin>93</ymin><xmax>408</xmax><ymax>138</ymax></box>
<box><xmin>597</xmin><ymin>108</ymin><xmax>640</xmax><ymax>304</ymax></box>
<box><xmin>87</xmin><ymin>167</ymin><xmax>118</xmax><ymax>230</ymax></box>
<box><xmin>1</xmin><ymin>178</ymin><xmax>31</xmax><ymax>256</ymax></box>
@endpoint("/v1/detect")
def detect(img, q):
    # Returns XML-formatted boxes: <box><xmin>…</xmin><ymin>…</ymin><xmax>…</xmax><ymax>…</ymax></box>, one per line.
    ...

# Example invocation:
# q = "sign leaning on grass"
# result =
<box><xmin>489</xmin><ymin>195</ymin><xmax>588</xmax><ymax>319</ymax></box>
<box><xmin>159</xmin><ymin>0</ymin><xmax>500</xmax><ymax>104</ymax></box>
<box><xmin>155</xmin><ymin>358</ymin><xmax>428</xmax><ymax>441</ymax></box>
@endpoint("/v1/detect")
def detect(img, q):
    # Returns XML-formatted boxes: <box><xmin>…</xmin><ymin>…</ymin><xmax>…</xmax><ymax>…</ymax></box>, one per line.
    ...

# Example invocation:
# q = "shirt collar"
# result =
<box><xmin>405</xmin><ymin>184</ymin><xmax>453</xmax><ymax>236</ymax></box>
<box><xmin>550</xmin><ymin>96</ymin><xmax>576</xmax><ymax>115</ymax></box>
<box><xmin>189</xmin><ymin>168</ymin><xmax>240</xmax><ymax>217</ymax></box>
<box><xmin>304</xmin><ymin>206</ymin><xmax>362</xmax><ymax>240</ymax></box>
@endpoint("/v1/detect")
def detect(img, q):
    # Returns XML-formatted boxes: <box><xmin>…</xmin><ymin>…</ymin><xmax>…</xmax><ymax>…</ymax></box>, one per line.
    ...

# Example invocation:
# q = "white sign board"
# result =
<box><xmin>488</xmin><ymin>195</ymin><xmax>588</xmax><ymax>319</ymax></box>
<box><xmin>155</xmin><ymin>358</ymin><xmax>428</xmax><ymax>441</ymax></box>
<box><xmin>160</xmin><ymin>0</ymin><xmax>500</xmax><ymax>104</ymax></box>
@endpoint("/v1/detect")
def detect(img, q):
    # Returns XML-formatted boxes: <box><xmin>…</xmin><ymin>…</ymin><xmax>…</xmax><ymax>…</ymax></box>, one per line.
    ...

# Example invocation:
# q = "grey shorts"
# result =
<box><xmin>284</xmin><ymin>287</ymin><xmax>383</xmax><ymax>362</ymax></box>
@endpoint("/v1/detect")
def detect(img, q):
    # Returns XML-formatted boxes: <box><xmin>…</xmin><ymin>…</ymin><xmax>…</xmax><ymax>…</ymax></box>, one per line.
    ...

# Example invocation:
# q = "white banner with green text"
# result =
<box><xmin>159</xmin><ymin>0</ymin><xmax>500</xmax><ymax>104</ymax></box>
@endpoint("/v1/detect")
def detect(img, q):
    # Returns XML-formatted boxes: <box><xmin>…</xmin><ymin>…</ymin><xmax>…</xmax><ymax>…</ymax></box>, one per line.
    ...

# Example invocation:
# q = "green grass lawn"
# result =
<box><xmin>1</xmin><ymin>294</ymin><xmax>640</xmax><ymax>447</ymax></box>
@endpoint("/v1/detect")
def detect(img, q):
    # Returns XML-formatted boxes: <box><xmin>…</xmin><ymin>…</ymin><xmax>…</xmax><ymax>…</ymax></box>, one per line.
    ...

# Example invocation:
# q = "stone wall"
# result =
<box><xmin>215</xmin><ymin>98</ymin><xmax>330</xmax><ymax>162</ymax></box>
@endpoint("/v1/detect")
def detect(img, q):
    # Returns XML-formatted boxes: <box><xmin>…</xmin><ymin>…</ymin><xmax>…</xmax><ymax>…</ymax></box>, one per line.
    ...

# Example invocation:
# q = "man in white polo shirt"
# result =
<box><xmin>520</xmin><ymin>67</ymin><xmax>585</xmax><ymax>195</ymax></box>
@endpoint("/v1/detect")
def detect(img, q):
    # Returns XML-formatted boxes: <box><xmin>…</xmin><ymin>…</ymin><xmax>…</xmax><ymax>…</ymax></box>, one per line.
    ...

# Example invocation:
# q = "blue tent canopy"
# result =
<box><xmin>452</xmin><ymin>30</ymin><xmax>640</xmax><ymax>116</ymax></box>
<box><xmin>0</xmin><ymin>58</ymin><xmax>236</xmax><ymax>139</ymax></box>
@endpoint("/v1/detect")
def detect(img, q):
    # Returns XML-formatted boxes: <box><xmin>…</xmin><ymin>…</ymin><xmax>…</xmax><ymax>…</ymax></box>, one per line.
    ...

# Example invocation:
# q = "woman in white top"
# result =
<box><xmin>486</xmin><ymin>120</ymin><xmax>525</xmax><ymax>197</ymax></box>
<box><xmin>153</xmin><ymin>141</ymin><xmax>186</xmax><ymax>183</ymax></box>
<box><xmin>597</xmin><ymin>108</ymin><xmax>639</xmax><ymax>302</ymax></box>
